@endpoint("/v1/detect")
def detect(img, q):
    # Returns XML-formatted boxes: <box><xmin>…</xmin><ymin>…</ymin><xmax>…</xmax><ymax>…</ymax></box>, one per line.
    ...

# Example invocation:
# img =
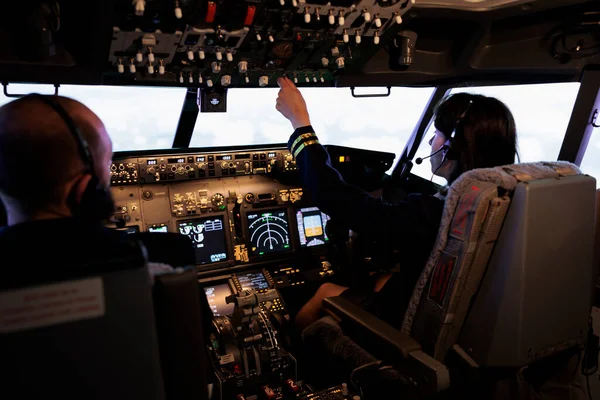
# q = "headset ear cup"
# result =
<box><xmin>443</xmin><ymin>138</ymin><xmax>454</xmax><ymax>160</ymax></box>
<box><xmin>74</xmin><ymin>175</ymin><xmax>115</xmax><ymax>220</ymax></box>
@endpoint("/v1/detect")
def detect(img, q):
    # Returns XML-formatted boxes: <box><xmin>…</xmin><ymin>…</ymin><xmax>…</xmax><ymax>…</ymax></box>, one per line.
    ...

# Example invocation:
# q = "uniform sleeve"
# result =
<box><xmin>288</xmin><ymin>125</ymin><xmax>441</xmax><ymax>244</ymax></box>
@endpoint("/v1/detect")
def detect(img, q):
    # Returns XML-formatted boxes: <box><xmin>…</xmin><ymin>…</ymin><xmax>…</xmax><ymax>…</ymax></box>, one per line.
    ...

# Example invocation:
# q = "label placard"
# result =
<box><xmin>0</xmin><ymin>278</ymin><xmax>105</xmax><ymax>333</ymax></box>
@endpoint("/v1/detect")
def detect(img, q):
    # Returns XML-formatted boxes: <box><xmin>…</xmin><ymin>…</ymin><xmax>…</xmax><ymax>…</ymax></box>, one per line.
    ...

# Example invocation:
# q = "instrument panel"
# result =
<box><xmin>107</xmin><ymin>145</ymin><xmax>337</xmax><ymax>278</ymax></box>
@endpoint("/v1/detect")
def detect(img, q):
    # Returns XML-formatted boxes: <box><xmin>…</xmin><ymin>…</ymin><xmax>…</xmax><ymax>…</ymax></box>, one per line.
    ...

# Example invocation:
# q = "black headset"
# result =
<box><xmin>415</xmin><ymin>99</ymin><xmax>473</xmax><ymax>167</ymax></box>
<box><xmin>442</xmin><ymin>99</ymin><xmax>473</xmax><ymax>162</ymax></box>
<box><xmin>28</xmin><ymin>94</ymin><xmax>115</xmax><ymax>220</ymax></box>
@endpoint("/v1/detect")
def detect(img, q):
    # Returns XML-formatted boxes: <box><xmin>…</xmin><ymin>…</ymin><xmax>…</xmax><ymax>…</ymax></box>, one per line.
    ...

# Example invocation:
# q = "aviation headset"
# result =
<box><xmin>28</xmin><ymin>93</ymin><xmax>114</xmax><ymax>220</ymax></box>
<box><xmin>441</xmin><ymin>99</ymin><xmax>473</xmax><ymax>162</ymax></box>
<box><xmin>415</xmin><ymin>98</ymin><xmax>473</xmax><ymax>171</ymax></box>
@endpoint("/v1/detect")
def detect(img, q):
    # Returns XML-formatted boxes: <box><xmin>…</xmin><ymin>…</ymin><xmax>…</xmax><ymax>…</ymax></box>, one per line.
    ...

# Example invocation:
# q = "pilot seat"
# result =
<box><xmin>301</xmin><ymin>161</ymin><xmax>596</xmax><ymax>399</ymax></box>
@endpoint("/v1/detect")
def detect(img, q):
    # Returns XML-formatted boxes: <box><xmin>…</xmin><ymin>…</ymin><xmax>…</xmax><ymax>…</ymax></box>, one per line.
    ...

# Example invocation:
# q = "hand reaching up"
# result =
<box><xmin>276</xmin><ymin>76</ymin><xmax>312</xmax><ymax>130</ymax></box>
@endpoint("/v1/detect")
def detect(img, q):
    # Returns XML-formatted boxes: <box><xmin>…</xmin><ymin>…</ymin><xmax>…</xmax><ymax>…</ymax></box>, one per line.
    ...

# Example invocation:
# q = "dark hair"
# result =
<box><xmin>433</xmin><ymin>92</ymin><xmax>519</xmax><ymax>183</ymax></box>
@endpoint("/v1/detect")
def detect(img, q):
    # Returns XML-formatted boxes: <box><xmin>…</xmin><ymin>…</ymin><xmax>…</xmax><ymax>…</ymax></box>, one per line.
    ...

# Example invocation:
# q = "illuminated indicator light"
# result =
<box><xmin>206</xmin><ymin>2</ymin><xmax>216</xmax><ymax>23</ymax></box>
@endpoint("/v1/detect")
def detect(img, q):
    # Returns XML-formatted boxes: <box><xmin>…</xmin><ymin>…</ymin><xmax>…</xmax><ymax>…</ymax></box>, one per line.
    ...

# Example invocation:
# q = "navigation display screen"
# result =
<box><xmin>177</xmin><ymin>216</ymin><xmax>228</xmax><ymax>264</ymax></box>
<box><xmin>296</xmin><ymin>207</ymin><xmax>330</xmax><ymax>247</ymax></box>
<box><xmin>203</xmin><ymin>283</ymin><xmax>234</xmax><ymax>316</ymax></box>
<box><xmin>237</xmin><ymin>271</ymin><xmax>270</xmax><ymax>292</ymax></box>
<box><xmin>246</xmin><ymin>209</ymin><xmax>291</xmax><ymax>256</ymax></box>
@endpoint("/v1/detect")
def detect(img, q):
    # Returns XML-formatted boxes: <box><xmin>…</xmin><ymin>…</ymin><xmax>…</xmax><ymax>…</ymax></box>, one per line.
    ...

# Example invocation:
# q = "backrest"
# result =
<box><xmin>0</xmin><ymin>244</ymin><xmax>165</xmax><ymax>399</ymax></box>
<box><xmin>459</xmin><ymin>170</ymin><xmax>595</xmax><ymax>367</ymax></box>
<box><xmin>402</xmin><ymin>161</ymin><xmax>595</xmax><ymax>367</ymax></box>
<box><xmin>153</xmin><ymin>267</ymin><xmax>210</xmax><ymax>400</ymax></box>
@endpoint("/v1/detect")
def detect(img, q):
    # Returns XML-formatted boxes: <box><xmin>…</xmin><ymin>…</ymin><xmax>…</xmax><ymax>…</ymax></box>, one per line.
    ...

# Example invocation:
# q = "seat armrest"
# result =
<box><xmin>322</xmin><ymin>296</ymin><xmax>450</xmax><ymax>393</ymax></box>
<box><xmin>323</xmin><ymin>296</ymin><xmax>420</xmax><ymax>359</ymax></box>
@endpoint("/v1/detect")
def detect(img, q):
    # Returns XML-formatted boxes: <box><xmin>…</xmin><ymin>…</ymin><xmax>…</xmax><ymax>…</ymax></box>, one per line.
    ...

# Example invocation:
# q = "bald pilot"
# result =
<box><xmin>0</xmin><ymin>94</ymin><xmax>193</xmax><ymax>282</ymax></box>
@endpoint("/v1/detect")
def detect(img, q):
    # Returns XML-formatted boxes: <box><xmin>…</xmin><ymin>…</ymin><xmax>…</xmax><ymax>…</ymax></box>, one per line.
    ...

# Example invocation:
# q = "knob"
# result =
<box><xmin>212</xmin><ymin>61</ymin><xmax>221</xmax><ymax>73</ymax></box>
<box><xmin>321</xmin><ymin>57</ymin><xmax>329</xmax><ymax>67</ymax></box>
<box><xmin>206</xmin><ymin>78</ymin><xmax>213</xmax><ymax>87</ymax></box>
<box><xmin>284</xmin><ymin>379</ymin><xmax>300</xmax><ymax>394</ymax></box>
<box><xmin>363</xmin><ymin>11</ymin><xmax>371</xmax><ymax>22</ymax></box>
<box><xmin>212</xmin><ymin>193</ymin><xmax>225</xmax><ymax>207</ymax></box>
<box><xmin>331</xmin><ymin>46</ymin><xmax>339</xmax><ymax>56</ymax></box>
<box><xmin>187</xmin><ymin>50</ymin><xmax>194</xmax><ymax>60</ymax></box>
<box><xmin>148</xmin><ymin>64</ymin><xmax>154</xmax><ymax>74</ymax></box>
<box><xmin>262</xmin><ymin>386</ymin><xmax>277</xmax><ymax>400</ymax></box>
<box><xmin>336</xmin><ymin>57</ymin><xmax>345</xmax><ymax>69</ymax></box>
<box><xmin>216</xmin><ymin>51</ymin><xmax>222</xmax><ymax>61</ymax></box>
<box><xmin>226</xmin><ymin>52</ymin><xmax>233</xmax><ymax>62</ymax></box>
<box><xmin>198</xmin><ymin>50</ymin><xmax>205</xmax><ymax>59</ymax></box>
<box><xmin>328</xmin><ymin>11</ymin><xmax>335</xmax><ymax>25</ymax></box>
<box><xmin>258</xmin><ymin>75</ymin><xmax>269</xmax><ymax>87</ymax></box>
<box><xmin>342</xmin><ymin>383</ymin><xmax>348</xmax><ymax>396</ymax></box>
<box><xmin>221</xmin><ymin>75</ymin><xmax>232</xmax><ymax>87</ymax></box>
<box><xmin>238</xmin><ymin>60</ymin><xmax>248</xmax><ymax>73</ymax></box>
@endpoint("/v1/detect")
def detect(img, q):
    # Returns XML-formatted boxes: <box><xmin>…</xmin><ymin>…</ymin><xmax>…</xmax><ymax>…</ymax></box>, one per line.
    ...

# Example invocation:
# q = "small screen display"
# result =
<box><xmin>296</xmin><ymin>207</ymin><xmax>330</xmax><ymax>247</ymax></box>
<box><xmin>115</xmin><ymin>225</ymin><xmax>139</xmax><ymax>234</ymax></box>
<box><xmin>147</xmin><ymin>159</ymin><xmax>157</xmax><ymax>165</ymax></box>
<box><xmin>247</xmin><ymin>209</ymin><xmax>291</xmax><ymax>256</ymax></box>
<box><xmin>196</xmin><ymin>156</ymin><xmax>205</xmax><ymax>162</ymax></box>
<box><xmin>216</xmin><ymin>155</ymin><xmax>232</xmax><ymax>161</ymax></box>
<box><xmin>168</xmin><ymin>157</ymin><xmax>186</xmax><ymax>164</ymax></box>
<box><xmin>177</xmin><ymin>216</ymin><xmax>228</xmax><ymax>264</ymax></box>
<box><xmin>237</xmin><ymin>271</ymin><xmax>269</xmax><ymax>292</ymax></box>
<box><xmin>204</xmin><ymin>283</ymin><xmax>234</xmax><ymax>316</ymax></box>
<box><xmin>148</xmin><ymin>225</ymin><xmax>168</xmax><ymax>233</ymax></box>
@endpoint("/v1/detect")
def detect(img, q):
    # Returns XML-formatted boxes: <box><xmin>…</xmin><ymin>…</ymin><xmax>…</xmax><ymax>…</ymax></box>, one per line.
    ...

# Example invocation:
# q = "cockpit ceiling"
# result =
<box><xmin>415</xmin><ymin>0</ymin><xmax>534</xmax><ymax>11</ymax></box>
<box><xmin>0</xmin><ymin>0</ymin><xmax>599</xmax><ymax>88</ymax></box>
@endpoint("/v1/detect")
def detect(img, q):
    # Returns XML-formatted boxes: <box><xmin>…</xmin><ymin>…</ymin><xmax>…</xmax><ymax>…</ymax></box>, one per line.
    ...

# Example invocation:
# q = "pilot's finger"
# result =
<box><xmin>277</xmin><ymin>77</ymin><xmax>289</xmax><ymax>88</ymax></box>
<box><xmin>284</xmin><ymin>76</ymin><xmax>298</xmax><ymax>90</ymax></box>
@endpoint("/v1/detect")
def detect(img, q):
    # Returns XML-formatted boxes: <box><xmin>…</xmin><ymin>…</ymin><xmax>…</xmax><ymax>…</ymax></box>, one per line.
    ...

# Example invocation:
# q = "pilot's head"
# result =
<box><xmin>0</xmin><ymin>94</ymin><xmax>114</xmax><ymax>225</ymax></box>
<box><xmin>429</xmin><ymin>92</ymin><xmax>518</xmax><ymax>183</ymax></box>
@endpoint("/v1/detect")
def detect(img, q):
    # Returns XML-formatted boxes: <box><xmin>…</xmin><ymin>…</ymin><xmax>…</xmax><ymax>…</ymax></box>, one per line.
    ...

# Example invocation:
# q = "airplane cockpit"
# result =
<box><xmin>1</xmin><ymin>1</ymin><xmax>600</xmax><ymax>399</ymax></box>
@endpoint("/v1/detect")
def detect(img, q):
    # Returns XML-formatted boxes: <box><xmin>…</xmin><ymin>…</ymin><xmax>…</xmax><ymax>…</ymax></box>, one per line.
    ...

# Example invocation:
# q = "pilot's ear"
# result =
<box><xmin>67</xmin><ymin>174</ymin><xmax>93</xmax><ymax>211</ymax></box>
